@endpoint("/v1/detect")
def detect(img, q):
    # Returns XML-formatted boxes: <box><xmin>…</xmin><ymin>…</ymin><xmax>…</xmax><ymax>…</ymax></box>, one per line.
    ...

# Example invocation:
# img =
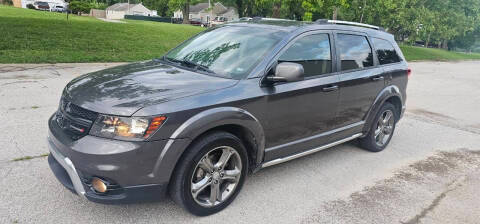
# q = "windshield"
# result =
<box><xmin>165</xmin><ymin>26</ymin><xmax>286</xmax><ymax>79</ymax></box>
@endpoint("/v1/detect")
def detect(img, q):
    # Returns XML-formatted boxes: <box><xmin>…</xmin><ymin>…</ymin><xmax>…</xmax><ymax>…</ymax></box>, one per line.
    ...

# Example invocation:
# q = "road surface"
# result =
<box><xmin>0</xmin><ymin>61</ymin><xmax>479</xmax><ymax>223</ymax></box>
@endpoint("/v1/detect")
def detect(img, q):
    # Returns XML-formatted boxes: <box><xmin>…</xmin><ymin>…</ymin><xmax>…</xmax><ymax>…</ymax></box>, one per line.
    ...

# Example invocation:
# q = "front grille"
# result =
<box><xmin>67</xmin><ymin>103</ymin><xmax>98</xmax><ymax>121</ymax></box>
<box><xmin>56</xmin><ymin>98</ymin><xmax>98</xmax><ymax>140</ymax></box>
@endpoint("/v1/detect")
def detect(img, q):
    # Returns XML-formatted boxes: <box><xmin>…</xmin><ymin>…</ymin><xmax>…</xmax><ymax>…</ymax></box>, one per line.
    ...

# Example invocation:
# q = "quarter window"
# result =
<box><xmin>372</xmin><ymin>38</ymin><xmax>402</xmax><ymax>65</ymax></box>
<box><xmin>278</xmin><ymin>34</ymin><xmax>332</xmax><ymax>77</ymax></box>
<box><xmin>337</xmin><ymin>34</ymin><xmax>374</xmax><ymax>71</ymax></box>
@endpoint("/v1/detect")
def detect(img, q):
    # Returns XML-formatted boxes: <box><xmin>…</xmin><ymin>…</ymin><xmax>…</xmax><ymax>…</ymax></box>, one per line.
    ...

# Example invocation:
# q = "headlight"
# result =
<box><xmin>90</xmin><ymin>115</ymin><xmax>166</xmax><ymax>141</ymax></box>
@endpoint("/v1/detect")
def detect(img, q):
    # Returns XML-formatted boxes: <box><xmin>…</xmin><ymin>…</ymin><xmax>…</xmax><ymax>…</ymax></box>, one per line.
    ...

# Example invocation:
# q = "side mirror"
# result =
<box><xmin>267</xmin><ymin>62</ymin><xmax>304</xmax><ymax>83</ymax></box>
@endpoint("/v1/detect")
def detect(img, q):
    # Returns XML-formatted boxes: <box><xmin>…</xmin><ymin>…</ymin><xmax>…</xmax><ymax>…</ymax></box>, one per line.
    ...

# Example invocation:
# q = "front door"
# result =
<box><xmin>262</xmin><ymin>32</ymin><xmax>341</xmax><ymax>161</ymax></box>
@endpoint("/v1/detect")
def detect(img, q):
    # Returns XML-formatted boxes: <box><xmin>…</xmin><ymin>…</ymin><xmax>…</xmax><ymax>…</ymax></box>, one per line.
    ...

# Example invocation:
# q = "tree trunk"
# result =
<box><xmin>360</xmin><ymin>0</ymin><xmax>366</xmax><ymax>23</ymax></box>
<box><xmin>425</xmin><ymin>33</ymin><xmax>430</xmax><ymax>48</ymax></box>
<box><xmin>182</xmin><ymin>2</ymin><xmax>190</xmax><ymax>24</ymax></box>
<box><xmin>272</xmin><ymin>2</ymin><xmax>282</xmax><ymax>18</ymax></box>
<box><xmin>245</xmin><ymin>0</ymin><xmax>252</xmax><ymax>17</ymax></box>
<box><xmin>333</xmin><ymin>7</ymin><xmax>338</xmax><ymax>20</ymax></box>
<box><xmin>442</xmin><ymin>40</ymin><xmax>448</xmax><ymax>49</ymax></box>
<box><xmin>236</xmin><ymin>0</ymin><xmax>243</xmax><ymax>17</ymax></box>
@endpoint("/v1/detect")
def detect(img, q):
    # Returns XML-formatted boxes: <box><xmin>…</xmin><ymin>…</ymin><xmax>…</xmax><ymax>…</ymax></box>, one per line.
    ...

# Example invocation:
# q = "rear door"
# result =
<box><xmin>334</xmin><ymin>32</ymin><xmax>385</xmax><ymax>135</ymax></box>
<box><xmin>371</xmin><ymin>37</ymin><xmax>408</xmax><ymax>93</ymax></box>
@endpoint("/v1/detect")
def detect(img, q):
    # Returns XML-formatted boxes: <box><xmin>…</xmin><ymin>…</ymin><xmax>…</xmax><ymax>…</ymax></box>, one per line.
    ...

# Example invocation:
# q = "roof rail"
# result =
<box><xmin>315</xmin><ymin>19</ymin><xmax>384</xmax><ymax>31</ymax></box>
<box><xmin>252</xmin><ymin>17</ymin><xmax>295</xmax><ymax>22</ymax></box>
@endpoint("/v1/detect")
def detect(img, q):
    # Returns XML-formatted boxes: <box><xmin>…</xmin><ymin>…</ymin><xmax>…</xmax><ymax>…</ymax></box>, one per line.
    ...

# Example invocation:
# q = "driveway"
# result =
<box><xmin>1</xmin><ymin>61</ymin><xmax>479</xmax><ymax>223</ymax></box>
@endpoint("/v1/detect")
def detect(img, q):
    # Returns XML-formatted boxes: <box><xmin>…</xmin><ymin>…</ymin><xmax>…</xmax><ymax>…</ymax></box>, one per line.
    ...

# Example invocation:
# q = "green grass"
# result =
<box><xmin>0</xmin><ymin>5</ymin><xmax>203</xmax><ymax>63</ymax></box>
<box><xmin>2</xmin><ymin>6</ymin><xmax>480</xmax><ymax>63</ymax></box>
<box><xmin>400</xmin><ymin>45</ymin><xmax>480</xmax><ymax>61</ymax></box>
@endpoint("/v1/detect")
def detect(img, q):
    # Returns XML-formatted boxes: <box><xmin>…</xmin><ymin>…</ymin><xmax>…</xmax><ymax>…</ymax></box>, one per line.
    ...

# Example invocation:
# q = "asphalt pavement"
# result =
<box><xmin>0</xmin><ymin>61</ymin><xmax>479</xmax><ymax>223</ymax></box>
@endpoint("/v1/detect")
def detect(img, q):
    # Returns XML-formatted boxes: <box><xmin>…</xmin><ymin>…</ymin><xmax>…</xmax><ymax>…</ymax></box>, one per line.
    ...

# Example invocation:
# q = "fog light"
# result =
<box><xmin>91</xmin><ymin>177</ymin><xmax>107</xmax><ymax>193</ymax></box>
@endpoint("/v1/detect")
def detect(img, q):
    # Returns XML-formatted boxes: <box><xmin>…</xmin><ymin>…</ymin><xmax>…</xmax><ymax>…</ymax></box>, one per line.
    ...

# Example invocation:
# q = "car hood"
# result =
<box><xmin>64</xmin><ymin>60</ymin><xmax>238</xmax><ymax>116</ymax></box>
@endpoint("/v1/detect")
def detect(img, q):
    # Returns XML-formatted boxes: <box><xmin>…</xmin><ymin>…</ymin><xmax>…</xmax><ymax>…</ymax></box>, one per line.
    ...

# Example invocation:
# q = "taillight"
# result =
<box><xmin>407</xmin><ymin>68</ymin><xmax>412</xmax><ymax>77</ymax></box>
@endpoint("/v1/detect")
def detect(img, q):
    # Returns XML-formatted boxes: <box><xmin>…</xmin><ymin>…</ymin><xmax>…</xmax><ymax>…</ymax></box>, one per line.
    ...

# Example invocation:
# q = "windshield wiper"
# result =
<box><xmin>163</xmin><ymin>57</ymin><xmax>215</xmax><ymax>74</ymax></box>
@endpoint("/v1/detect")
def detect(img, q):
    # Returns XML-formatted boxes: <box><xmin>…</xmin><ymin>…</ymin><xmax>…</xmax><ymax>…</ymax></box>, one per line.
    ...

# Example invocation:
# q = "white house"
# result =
<box><xmin>106</xmin><ymin>3</ymin><xmax>156</xmax><ymax>20</ymax></box>
<box><xmin>174</xmin><ymin>2</ymin><xmax>238</xmax><ymax>23</ymax></box>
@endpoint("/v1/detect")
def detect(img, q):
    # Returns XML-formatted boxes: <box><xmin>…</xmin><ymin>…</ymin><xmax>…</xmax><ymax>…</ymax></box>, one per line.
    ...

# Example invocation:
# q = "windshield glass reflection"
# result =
<box><xmin>166</xmin><ymin>26</ymin><xmax>286</xmax><ymax>79</ymax></box>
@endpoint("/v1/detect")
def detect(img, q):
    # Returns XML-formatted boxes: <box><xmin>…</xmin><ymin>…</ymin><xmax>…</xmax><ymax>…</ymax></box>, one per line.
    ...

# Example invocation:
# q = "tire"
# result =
<box><xmin>358</xmin><ymin>102</ymin><xmax>397</xmax><ymax>152</ymax></box>
<box><xmin>169</xmin><ymin>131</ymin><xmax>248</xmax><ymax>216</ymax></box>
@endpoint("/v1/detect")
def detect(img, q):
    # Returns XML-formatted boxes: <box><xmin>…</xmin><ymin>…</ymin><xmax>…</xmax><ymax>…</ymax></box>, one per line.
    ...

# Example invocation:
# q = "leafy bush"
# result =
<box><xmin>69</xmin><ymin>0</ymin><xmax>91</xmax><ymax>14</ymax></box>
<box><xmin>26</xmin><ymin>3</ymin><xmax>36</xmax><ymax>9</ymax></box>
<box><xmin>2</xmin><ymin>0</ymin><xmax>13</xmax><ymax>5</ymax></box>
<box><xmin>91</xmin><ymin>1</ymin><xmax>107</xmax><ymax>10</ymax></box>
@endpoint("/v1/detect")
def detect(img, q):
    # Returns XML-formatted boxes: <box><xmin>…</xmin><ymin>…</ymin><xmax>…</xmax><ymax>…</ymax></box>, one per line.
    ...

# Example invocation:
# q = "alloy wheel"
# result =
<box><xmin>190</xmin><ymin>146</ymin><xmax>242</xmax><ymax>207</ymax></box>
<box><xmin>374</xmin><ymin>110</ymin><xmax>395</xmax><ymax>147</ymax></box>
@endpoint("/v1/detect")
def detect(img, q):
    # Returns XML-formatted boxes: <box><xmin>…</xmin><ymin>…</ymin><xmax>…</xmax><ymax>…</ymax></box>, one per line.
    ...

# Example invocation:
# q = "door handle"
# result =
<box><xmin>322</xmin><ymin>85</ymin><xmax>339</xmax><ymax>92</ymax></box>
<box><xmin>372</xmin><ymin>76</ymin><xmax>385</xmax><ymax>81</ymax></box>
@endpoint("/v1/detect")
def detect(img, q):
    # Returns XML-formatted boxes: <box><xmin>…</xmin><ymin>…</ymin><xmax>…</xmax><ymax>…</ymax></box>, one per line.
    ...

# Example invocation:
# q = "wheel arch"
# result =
<box><xmin>152</xmin><ymin>107</ymin><xmax>265</xmax><ymax>184</ymax></box>
<box><xmin>362</xmin><ymin>85</ymin><xmax>404</xmax><ymax>135</ymax></box>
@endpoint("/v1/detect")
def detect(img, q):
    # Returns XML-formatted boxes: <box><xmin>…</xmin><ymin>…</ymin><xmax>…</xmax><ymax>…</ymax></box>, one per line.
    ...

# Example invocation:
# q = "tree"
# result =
<box><xmin>69</xmin><ymin>0</ymin><xmax>92</xmax><ymax>14</ymax></box>
<box><xmin>169</xmin><ymin>0</ymin><xmax>204</xmax><ymax>23</ymax></box>
<box><xmin>163</xmin><ymin>0</ymin><xmax>479</xmax><ymax>51</ymax></box>
<box><xmin>143</xmin><ymin>0</ymin><xmax>170</xmax><ymax>16</ymax></box>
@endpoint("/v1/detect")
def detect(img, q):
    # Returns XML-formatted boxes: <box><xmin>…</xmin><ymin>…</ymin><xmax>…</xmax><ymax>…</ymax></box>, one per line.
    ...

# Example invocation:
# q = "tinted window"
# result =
<box><xmin>373</xmin><ymin>38</ymin><xmax>402</xmax><ymax>65</ymax></box>
<box><xmin>337</xmin><ymin>34</ymin><xmax>374</xmax><ymax>71</ymax></box>
<box><xmin>279</xmin><ymin>34</ymin><xmax>332</xmax><ymax>77</ymax></box>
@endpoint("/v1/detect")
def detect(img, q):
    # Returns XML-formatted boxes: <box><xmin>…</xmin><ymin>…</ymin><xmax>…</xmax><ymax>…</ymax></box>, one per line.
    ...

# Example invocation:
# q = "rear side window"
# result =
<box><xmin>337</xmin><ymin>34</ymin><xmax>374</xmax><ymax>71</ymax></box>
<box><xmin>279</xmin><ymin>34</ymin><xmax>332</xmax><ymax>77</ymax></box>
<box><xmin>372</xmin><ymin>38</ymin><xmax>402</xmax><ymax>65</ymax></box>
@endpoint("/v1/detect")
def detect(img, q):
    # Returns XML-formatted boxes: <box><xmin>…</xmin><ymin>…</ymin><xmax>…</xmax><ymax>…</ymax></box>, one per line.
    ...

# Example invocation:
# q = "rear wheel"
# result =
<box><xmin>359</xmin><ymin>103</ymin><xmax>397</xmax><ymax>152</ymax></box>
<box><xmin>169</xmin><ymin>131</ymin><xmax>248</xmax><ymax>216</ymax></box>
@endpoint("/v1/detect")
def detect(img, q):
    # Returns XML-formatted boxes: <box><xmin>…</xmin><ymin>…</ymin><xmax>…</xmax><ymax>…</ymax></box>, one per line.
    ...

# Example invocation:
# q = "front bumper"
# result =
<box><xmin>46</xmin><ymin>114</ymin><xmax>185</xmax><ymax>204</ymax></box>
<box><xmin>47</xmin><ymin>136</ymin><xmax>170</xmax><ymax>204</ymax></box>
<box><xmin>48</xmin><ymin>138</ymin><xmax>86</xmax><ymax>198</ymax></box>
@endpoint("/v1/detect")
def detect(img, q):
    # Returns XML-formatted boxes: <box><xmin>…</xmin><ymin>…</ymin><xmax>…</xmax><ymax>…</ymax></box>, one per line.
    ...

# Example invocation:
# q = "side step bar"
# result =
<box><xmin>261</xmin><ymin>133</ymin><xmax>362</xmax><ymax>168</ymax></box>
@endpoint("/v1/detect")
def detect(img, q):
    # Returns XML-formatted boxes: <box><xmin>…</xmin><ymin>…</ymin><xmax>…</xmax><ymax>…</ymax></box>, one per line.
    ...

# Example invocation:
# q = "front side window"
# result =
<box><xmin>165</xmin><ymin>26</ymin><xmax>285</xmax><ymax>79</ymax></box>
<box><xmin>337</xmin><ymin>34</ymin><xmax>374</xmax><ymax>71</ymax></box>
<box><xmin>372</xmin><ymin>38</ymin><xmax>402</xmax><ymax>65</ymax></box>
<box><xmin>278</xmin><ymin>34</ymin><xmax>332</xmax><ymax>77</ymax></box>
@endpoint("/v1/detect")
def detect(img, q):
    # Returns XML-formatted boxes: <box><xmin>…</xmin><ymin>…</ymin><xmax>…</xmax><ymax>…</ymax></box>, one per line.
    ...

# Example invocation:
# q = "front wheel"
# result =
<box><xmin>169</xmin><ymin>131</ymin><xmax>248</xmax><ymax>216</ymax></box>
<box><xmin>358</xmin><ymin>103</ymin><xmax>397</xmax><ymax>152</ymax></box>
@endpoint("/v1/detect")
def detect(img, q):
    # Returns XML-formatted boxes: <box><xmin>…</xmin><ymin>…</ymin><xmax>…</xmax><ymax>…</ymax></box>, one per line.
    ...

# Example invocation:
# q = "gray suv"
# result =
<box><xmin>47</xmin><ymin>19</ymin><xmax>409</xmax><ymax>216</ymax></box>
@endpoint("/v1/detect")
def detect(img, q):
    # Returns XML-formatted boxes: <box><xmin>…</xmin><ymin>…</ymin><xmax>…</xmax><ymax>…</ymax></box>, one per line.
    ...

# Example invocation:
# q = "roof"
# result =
<box><xmin>226</xmin><ymin>19</ymin><xmax>392</xmax><ymax>38</ymax></box>
<box><xmin>228</xmin><ymin>19</ymin><xmax>310</xmax><ymax>31</ymax></box>
<box><xmin>188</xmin><ymin>2</ymin><xmax>236</xmax><ymax>14</ymax></box>
<box><xmin>189</xmin><ymin>2</ymin><xmax>209</xmax><ymax>13</ymax></box>
<box><xmin>211</xmin><ymin>2</ymin><xmax>227</xmax><ymax>14</ymax></box>
<box><xmin>106</xmin><ymin>3</ymin><xmax>137</xmax><ymax>11</ymax></box>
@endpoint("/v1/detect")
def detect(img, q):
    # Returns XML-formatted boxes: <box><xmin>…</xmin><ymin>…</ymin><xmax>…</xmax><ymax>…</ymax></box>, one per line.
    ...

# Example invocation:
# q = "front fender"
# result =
<box><xmin>362</xmin><ymin>85</ymin><xmax>404</xmax><ymax>135</ymax></box>
<box><xmin>151</xmin><ymin>107</ymin><xmax>265</xmax><ymax>183</ymax></box>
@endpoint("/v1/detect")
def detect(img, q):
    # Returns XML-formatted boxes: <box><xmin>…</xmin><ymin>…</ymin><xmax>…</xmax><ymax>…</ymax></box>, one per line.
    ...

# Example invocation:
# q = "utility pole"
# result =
<box><xmin>127</xmin><ymin>0</ymin><xmax>130</xmax><ymax>15</ymax></box>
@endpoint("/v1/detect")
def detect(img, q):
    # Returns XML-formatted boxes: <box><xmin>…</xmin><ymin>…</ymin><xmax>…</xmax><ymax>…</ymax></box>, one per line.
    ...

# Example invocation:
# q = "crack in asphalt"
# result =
<box><xmin>1</xmin><ymin>80</ymin><xmax>39</xmax><ymax>86</ymax></box>
<box><xmin>304</xmin><ymin>149</ymin><xmax>480</xmax><ymax>224</ymax></box>
<box><xmin>402</xmin><ymin>177</ymin><xmax>466</xmax><ymax>224</ymax></box>
<box><xmin>0</xmin><ymin>65</ymin><xmax>53</xmax><ymax>74</ymax></box>
<box><xmin>11</xmin><ymin>153</ymin><xmax>49</xmax><ymax>162</ymax></box>
<box><xmin>0</xmin><ymin>65</ymin><xmax>74</xmax><ymax>74</ymax></box>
